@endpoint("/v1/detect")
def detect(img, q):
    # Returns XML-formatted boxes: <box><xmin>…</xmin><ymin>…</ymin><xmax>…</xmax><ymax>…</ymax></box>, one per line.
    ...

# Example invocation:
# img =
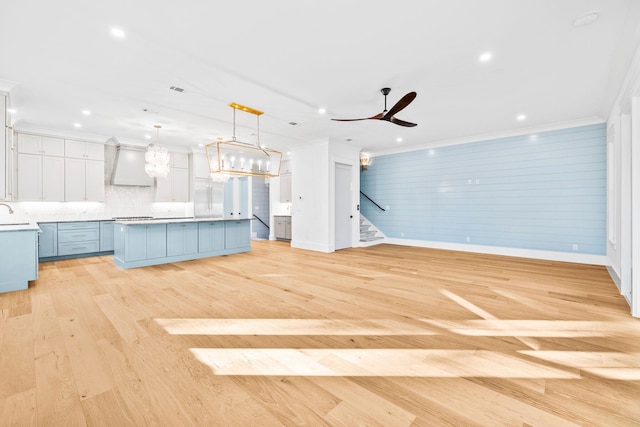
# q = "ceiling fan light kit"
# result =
<box><xmin>332</xmin><ymin>87</ymin><xmax>418</xmax><ymax>127</ymax></box>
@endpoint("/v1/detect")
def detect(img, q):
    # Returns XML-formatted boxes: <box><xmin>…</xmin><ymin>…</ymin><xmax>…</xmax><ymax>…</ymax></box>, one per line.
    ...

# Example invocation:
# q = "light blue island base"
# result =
<box><xmin>113</xmin><ymin>218</ymin><xmax>251</xmax><ymax>269</ymax></box>
<box><xmin>0</xmin><ymin>225</ymin><xmax>39</xmax><ymax>293</ymax></box>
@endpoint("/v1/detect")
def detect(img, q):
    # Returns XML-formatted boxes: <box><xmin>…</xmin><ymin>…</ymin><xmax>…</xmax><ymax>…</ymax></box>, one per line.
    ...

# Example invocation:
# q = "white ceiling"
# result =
<box><xmin>1</xmin><ymin>0</ymin><xmax>640</xmax><ymax>155</ymax></box>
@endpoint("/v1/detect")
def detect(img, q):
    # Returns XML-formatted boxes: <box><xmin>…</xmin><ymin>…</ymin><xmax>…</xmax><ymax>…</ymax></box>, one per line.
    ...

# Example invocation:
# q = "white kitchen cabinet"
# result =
<box><xmin>65</xmin><ymin>158</ymin><xmax>105</xmax><ymax>201</ymax></box>
<box><xmin>193</xmin><ymin>152</ymin><xmax>211</xmax><ymax>179</ymax></box>
<box><xmin>65</xmin><ymin>139</ymin><xmax>104</xmax><ymax>161</ymax></box>
<box><xmin>16</xmin><ymin>133</ymin><xmax>65</xmax><ymax>201</ymax></box>
<box><xmin>156</xmin><ymin>153</ymin><xmax>189</xmax><ymax>202</ymax></box>
<box><xmin>279</xmin><ymin>159</ymin><xmax>291</xmax><ymax>203</ymax></box>
<box><xmin>17</xmin><ymin>153</ymin><xmax>65</xmax><ymax>201</ymax></box>
<box><xmin>280</xmin><ymin>173</ymin><xmax>291</xmax><ymax>202</ymax></box>
<box><xmin>17</xmin><ymin>133</ymin><xmax>65</xmax><ymax>156</ymax></box>
<box><xmin>1</xmin><ymin>93</ymin><xmax>6</xmax><ymax>200</ymax></box>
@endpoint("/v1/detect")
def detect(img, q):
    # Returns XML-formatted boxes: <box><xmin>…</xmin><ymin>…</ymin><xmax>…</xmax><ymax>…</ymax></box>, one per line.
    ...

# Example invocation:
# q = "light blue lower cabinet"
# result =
<box><xmin>167</xmin><ymin>223</ymin><xmax>198</xmax><ymax>257</ymax></box>
<box><xmin>121</xmin><ymin>224</ymin><xmax>167</xmax><ymax>262</ymax></box>
<box><xmin>38</xmin><ymin>223</ymin><xmax>58</xmax><ymax>258</ymax></box>
<box><xmin>39</xmin><ymin>220</ymin><xmax>115</xmax><ymax>261</ymax></box>
<box><xmin>198</xmin><ymin>221</ymin><xmax>225</xmax><ymax>252</ymax></box>
<box><xmin>113</xmin><ymin>219</ymin><xmax>250</xmax><ymax>269</ymax></box>
<box><xmin>100</xmin><ymin>221</ymin><xmax>115</xmax><ymax>251</ymax></box>
<box><xmin>225</xmin><ymin>220</ymin><xmax>251</xmax><ymax>249</ymax></box>
<box><xmin>0</xmin><ymin>230</ymin><xmax>38</xmax><ymax>293</ymax></box>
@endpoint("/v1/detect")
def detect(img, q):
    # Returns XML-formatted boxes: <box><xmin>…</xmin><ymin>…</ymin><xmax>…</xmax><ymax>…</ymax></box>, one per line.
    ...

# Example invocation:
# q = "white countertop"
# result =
<box><xmin>0</xmin><ymin>222</ymin><xmax>40</xmax><ymax>232</ymax></box>
<box><xmin>114</xmin><ymin>217</ymin><xmax>250</xmax><ymax>225</ymax></box>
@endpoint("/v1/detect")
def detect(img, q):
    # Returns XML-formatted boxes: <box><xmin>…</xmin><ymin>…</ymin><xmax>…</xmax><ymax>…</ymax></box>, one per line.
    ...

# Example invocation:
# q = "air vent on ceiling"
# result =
<box><xmin>289</xmin><ymin>122</ymin><xmax>298</xmax><ymax>126</ymax></box>
<box><xmin>169</xmin><ymin>86</ymin><xmax>185</xmax><ymax>92</ymax></box>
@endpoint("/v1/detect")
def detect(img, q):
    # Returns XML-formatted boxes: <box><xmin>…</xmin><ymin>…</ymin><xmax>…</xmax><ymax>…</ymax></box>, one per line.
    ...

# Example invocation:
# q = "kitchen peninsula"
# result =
<box><xmin>113</xmin><ymin>217</ymin><xmax>250</xmax><ymax>269</ymax></box>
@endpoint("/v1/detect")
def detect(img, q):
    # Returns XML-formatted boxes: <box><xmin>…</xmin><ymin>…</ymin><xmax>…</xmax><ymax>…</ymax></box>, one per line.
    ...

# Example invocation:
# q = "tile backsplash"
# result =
<box><xmin>2</xmin><ymin>185</ymin><xmax>192</xmax><ymax>222</ymax></box>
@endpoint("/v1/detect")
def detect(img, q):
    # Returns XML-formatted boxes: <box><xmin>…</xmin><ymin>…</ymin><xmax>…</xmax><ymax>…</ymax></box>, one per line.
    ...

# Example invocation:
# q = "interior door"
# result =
<box><xmin>335</xmin><ymin>162</ymin><xmax>352</xmax><ymax>250</ymax></box>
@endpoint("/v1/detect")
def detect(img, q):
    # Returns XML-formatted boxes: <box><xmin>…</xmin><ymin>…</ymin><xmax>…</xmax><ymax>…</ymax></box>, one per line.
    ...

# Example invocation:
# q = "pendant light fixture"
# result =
<box><xmin>145</xmin><ymin>125</ymin><xmax>171</xmax><ymax>178</ymax></box>
<box><xmin>205</xmin><ymin>103</ymin><xmax>283</xmax><ymax>181</ymax></box>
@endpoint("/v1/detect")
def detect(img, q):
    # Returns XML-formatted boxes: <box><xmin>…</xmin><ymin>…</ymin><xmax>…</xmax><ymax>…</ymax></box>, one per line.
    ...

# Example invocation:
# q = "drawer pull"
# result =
<box><xmin>72</xmin><ymin>246</ymin><xmax>87</xmax><ymax>250</ymax></box>
<box><xmin>73</xmin><ymin>234</ymin><xmax>87</xmax><ymax>237</ymax></box>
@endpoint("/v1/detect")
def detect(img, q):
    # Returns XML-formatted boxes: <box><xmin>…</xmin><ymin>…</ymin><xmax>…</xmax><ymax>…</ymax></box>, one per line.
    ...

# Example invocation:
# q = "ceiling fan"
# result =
<box><xmin>332</xmin><ymin>88</ymin><xmax>417</xmax><ymax>127</ymax></box>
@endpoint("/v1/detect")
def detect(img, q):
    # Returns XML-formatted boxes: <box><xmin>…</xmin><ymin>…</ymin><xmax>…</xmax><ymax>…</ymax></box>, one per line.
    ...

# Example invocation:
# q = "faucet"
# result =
<box><xmin>0</xmin><ymin>203</ymin><xmax>14</xmax><ymax>214</ymax></box>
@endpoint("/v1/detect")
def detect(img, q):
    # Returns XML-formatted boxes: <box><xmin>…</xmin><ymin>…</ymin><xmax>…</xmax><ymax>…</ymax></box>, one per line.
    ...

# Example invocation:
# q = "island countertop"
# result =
<box><xmin>0</xmin><ymin>222</ymin><xmax>41</xmax><ymax>232</ymax></box>
<box><xmin>114</xmin><ymin>217</ymin><xmax>250</xmax><ymax>226</ymax></box>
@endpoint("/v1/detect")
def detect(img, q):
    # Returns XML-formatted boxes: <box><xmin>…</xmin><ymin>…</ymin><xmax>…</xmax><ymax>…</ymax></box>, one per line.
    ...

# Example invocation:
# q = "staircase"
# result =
<box><xmin>359</xmin><ymin>216</ymin><xmax>384</xmax><ymax>245</ymax></box>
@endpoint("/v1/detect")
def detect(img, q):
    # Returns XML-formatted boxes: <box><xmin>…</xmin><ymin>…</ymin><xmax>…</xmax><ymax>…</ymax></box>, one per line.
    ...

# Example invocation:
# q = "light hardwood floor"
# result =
<box><xmin>1</xmin><ymin>240</ymin><xmax>639</xmax><ymax>426</ymax></box>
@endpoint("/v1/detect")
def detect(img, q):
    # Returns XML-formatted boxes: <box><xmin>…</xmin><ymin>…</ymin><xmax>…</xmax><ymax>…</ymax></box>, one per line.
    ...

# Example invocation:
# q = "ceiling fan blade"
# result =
<box><xmin>383</xmin><ymin>92</ymin><xmax>417</xmax><ymax>120</ymax></box>
<box><xmin>390</xmin><ymin>117</ymin><xmax>418</xmax><ymax>127</ymax></box>
<box><xmin>331</xmin><ymin>112</ymin><xmax>384</xmax><ymax>122</ymax></box>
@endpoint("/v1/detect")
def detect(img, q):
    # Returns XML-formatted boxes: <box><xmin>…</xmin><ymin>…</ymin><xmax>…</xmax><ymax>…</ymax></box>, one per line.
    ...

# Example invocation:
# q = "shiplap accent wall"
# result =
<box><xmin>361</xmin><ymin>123</ymin><xmax>606</xmax><ymax>255</ymax></box>
<box><xmin>251</xmin><ymin>177</ymin><xmax>270</xmax><ymax>239</ymax></box>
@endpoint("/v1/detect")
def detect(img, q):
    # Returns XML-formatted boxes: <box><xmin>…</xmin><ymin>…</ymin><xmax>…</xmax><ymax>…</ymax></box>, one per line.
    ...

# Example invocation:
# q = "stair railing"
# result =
<box><xmin>360</xmin><ymin>191</ymin><xmax>386</xmax><ymax>212</ymax></box>
<box><xmin>252</xmin><ymin>214</ymin><xmax>270</xmax><ymax>229</ymax></box>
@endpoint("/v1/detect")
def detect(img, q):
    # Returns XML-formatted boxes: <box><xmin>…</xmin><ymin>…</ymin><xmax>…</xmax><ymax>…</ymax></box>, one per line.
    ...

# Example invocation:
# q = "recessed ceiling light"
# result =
<box><xmin>82</xmin><ymin>109</ymin><xmax>91</xmax><ymax>116</ymax></box>
<box><xmin>7</xmin><ymin>108</ymin><xmax>16</xmax><ymax>114</ymax></box>
<box><xmin>517</xmin><ymin>114</ymin><xmax>526</xmax><ymax>121</ymax></box>
<box><xmin>318</xmin><ymin>108</ymin><xmax>326</xmax><ymax>114</ymax></box>
<box><xmin>396</xmin><ymin>137</ymin><xmax>403</xmax><ymax>143</ymax></box>
<box><xmin>73</xmin><ymin>123</ymin><xmax>82</xmax><ymax>128</ymax></box>
<box><xmin>145</xmin><ymin>134</ymin><xmax>151</xmax><ymax>139</ymax></box>
<box><xmin>110</xmin><ymin>27</ymin><xmax>126</xmax><ymax>39</ymax></box>
<box><xmin>479</xmin><ymin>52</ymin><xmax>492</xmax><ymax>62</ymax></box>
<box><xmin>573</xmin><ymin>12</ymin><xmax>599</xmax><ymax>27</ymax></box>
<box><xmin>198</xmin><ymin>143</ymin><xmax>204</xmax><ymax>147</ymax></box>
<box><xmin>286</xmin><ymin>151</ymin><xmax>291</xmax><ymax>155</ymax></box>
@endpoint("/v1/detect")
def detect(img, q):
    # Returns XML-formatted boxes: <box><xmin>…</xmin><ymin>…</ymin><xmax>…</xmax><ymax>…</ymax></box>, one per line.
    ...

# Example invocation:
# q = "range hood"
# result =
<box><xmin>108</xmin><ymin>139</ymin><xmax>154</xmax><ymax>187</ymax></box>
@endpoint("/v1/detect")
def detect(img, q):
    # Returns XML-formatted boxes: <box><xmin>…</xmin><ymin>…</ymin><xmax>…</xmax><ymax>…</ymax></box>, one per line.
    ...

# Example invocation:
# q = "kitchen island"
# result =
<box><xmin>113</xmin><ymin>217</ymin><xmax>250</xmax><ymax>269</ymax></box>
<box><xmin>0</xmin><ymin>222</ymin><xmax>39</xmax><ymax>293</ymax></box>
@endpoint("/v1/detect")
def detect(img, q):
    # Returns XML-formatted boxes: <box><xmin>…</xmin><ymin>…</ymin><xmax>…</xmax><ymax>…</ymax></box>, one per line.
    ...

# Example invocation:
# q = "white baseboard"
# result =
<box><xmin>382</xmin><ymin>238</ymin><xmax>607</xmax><ymax>265</ymax></box>
<box><xmin>291</xmin><ymin>240</ymin><xmax>332</xmax><ymax>253</ymax></box>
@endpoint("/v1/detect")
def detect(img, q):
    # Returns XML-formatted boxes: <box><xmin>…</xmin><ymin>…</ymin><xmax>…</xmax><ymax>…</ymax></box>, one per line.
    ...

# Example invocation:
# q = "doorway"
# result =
<box><xmin>335</xmin><ymin>162</ymin><xmax>352</xmax><ymax>250</ymax></box>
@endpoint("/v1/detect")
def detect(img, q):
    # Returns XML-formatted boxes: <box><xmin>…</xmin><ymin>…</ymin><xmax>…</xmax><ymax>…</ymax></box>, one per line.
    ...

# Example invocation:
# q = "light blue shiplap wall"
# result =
<box><xmin>360</xmin><ymin>123</ymin><xmax>607</xmax><ymax>255</ymax></box>
<box><xmin>251</xmin><ymin>177</ymin><xmax>270</xmax><ymax>239</ymax></box>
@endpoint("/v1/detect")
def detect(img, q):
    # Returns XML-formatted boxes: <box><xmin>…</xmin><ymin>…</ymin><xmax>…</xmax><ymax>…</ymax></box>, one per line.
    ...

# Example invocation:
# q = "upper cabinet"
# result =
<box><xmin>192</xmin><ymin>152</ymin><xmax>211</xmax><ymax>179</ymax></box>
<box><xmin>0</xmin><ymin>93</ymin><xmax>7</xmax><ymax>200</ymax></box>
<box><xmin>64</xmin><ymin>139</ymin><xmax>105</xmax><ymax>201</ymax></box>
<box><xmin>15</xmin><ymin>133</ymin><xmax>104</xmax><ymax>202</ymax></box>
<box><xmin>16</xmin><ymin>133</ymin><xmax>65</xmax><ymax>201</ymax></box>
<box><xmin>280</xmin><ymin>159</ymin><xmax>291</xmax><ymax>203</ymax></box>
<box><xmin>17</xmin><ymin>133</ymin><xmax>65</xmax><ymax>156</ymax></box>
<box><xmin>65</xmin><ymin>139</ymin><xmax>104</xmax><ymax>161</ymax></box>
<box><xmin>156</xmin><ymin>152</ymin><xmax>190</xmax><ymax>202</ymax></box>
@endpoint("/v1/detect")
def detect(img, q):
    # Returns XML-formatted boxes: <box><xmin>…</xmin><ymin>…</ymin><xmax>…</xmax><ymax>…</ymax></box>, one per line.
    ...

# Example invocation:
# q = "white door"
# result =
<box><xmin>335</xmin><ymin>163</ymin><xmax>352</xmax><ymax>250</ymax></box>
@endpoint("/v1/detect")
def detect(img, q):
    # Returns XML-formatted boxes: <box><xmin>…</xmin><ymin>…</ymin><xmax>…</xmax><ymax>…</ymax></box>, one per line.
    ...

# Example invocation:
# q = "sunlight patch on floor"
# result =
<box><xmin>155</xmin><ymin>318</ymin><xmax>438</xmax><ymax>336</ymax></box>
<box><xmin>519</xmin><ymin>351</ymin><xmax>640</xmax><ymax>379</ymax></box>
<box><xmin>421</xmin><ymin>319</ymin><xmax>639</xmax><ymax>337</ymax></box>
<box><xmin>191</xmin><ymin>348</ymin><xmax>580</xmax><ymax>378</ymax></box>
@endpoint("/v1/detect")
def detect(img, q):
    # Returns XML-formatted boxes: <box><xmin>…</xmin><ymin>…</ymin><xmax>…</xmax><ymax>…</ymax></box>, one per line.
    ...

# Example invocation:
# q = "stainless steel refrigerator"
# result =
<box><xmin>193</xmin><ymin>179</ymin><xmax>224</xmax><ymax>218</ymax></box>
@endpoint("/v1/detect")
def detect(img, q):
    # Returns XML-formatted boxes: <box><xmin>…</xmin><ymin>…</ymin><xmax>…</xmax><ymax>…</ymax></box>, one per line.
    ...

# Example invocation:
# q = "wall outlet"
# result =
<box><xmin>572</xmin><ymin>244</ymin><xmax>579</xmax><ymax>251</ymax></box>
<box><xmin>400</xmin><ymin>232</ymin><xmax>405</xmax><ymax>237</ymax></box>
<box><xmin>466</xmin><ymin>236</ymin><xmax>471</xmax><ymax>242</ymax></box>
